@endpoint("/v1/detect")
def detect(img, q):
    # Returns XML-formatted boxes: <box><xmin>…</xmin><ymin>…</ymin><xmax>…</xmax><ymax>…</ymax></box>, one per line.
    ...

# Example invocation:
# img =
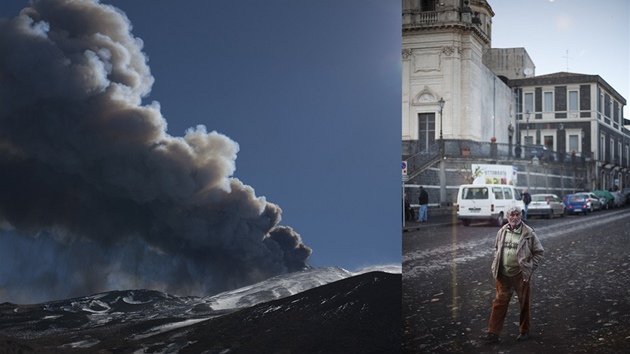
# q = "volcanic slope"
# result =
<box><xmin>0</xmin><ymin>268</ymin><xmax>401</xmax><ymax>353</ymax></box>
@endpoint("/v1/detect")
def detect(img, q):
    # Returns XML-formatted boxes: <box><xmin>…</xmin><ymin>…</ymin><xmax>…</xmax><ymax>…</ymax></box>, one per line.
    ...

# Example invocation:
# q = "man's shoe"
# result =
<box><xmin>516</xmin><ymin>332</ymin><xmax>529</xmax><ymax>341</ymax></box>
<box><xmin>479</xmin><ymin>333</ymin><xmax>499</xmax><ymax>343</ymax></box>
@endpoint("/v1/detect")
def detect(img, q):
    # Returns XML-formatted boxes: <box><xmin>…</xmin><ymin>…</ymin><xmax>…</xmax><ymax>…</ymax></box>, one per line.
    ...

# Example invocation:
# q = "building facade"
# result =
<box><xmin>402</xmin><ymin>0</ymin><xmax>513</xmax><ymax>157</ymax></box>
<box><xmin>402</xmin><ymin>0</ymin><xmax>628</xmax><ymax>207</ymax></box>
<box><xmin>509</xmin><ymin>72</ymin><xmax>628</xmax><ymax>190</ymax></box>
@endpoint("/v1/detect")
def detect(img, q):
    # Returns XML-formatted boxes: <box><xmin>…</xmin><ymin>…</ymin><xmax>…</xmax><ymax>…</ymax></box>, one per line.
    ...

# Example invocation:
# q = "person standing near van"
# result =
<box><xmin>480</xmin><ymin>205</ymin><xmax>544</xmax><ymax>343</ymax></box>
<box><xmin>417</xmin><ymin>186</ymin><xmax>429</xmax><ymax>222</ymax></box>
<box><xmin>522</xmin><ymin>188</ymin><xmax>532</xmax><ymax>220</ymax></box>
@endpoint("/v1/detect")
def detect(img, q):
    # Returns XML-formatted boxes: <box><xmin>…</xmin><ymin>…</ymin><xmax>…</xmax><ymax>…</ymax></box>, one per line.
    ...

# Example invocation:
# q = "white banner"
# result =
<box><xmin>471</xmin><ymin>164</ymin><xmax>518</xmax><ymax>186</ymax></box>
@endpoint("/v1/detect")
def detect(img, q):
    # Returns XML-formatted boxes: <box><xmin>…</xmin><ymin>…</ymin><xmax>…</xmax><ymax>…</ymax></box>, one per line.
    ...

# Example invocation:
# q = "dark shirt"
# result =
<box><xmin>418</xmin><ymin>189</ymin><xmax>429</xmax><ymax>205</ymax></box>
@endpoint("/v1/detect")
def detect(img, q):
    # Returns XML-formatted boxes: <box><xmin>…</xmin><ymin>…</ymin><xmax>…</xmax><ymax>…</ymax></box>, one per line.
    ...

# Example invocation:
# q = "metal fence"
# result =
<box><xmin>444</xmin><ymin>139</ymin><xmax>588</xmax><ymax>165</ymax></box>
<box><xmin>405</xmin><ymin>139</ymin><xmax>589</xmax><ymax>179</ymax></box>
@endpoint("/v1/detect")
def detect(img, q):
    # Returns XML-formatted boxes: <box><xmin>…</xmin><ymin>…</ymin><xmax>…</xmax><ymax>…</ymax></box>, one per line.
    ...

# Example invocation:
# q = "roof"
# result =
<box><xmin>532</xmin><ymin>71</ymin><xmax>593</xmax><ymax>79</ymax></box>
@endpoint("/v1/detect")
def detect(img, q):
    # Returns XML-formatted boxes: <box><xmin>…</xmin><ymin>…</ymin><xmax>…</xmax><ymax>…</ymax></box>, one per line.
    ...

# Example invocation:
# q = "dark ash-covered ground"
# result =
<box><xmin>403</xmin><ymin>209</ymin><xmax>630</xmax><ymax>353</ymax></box>
<box><xmin>0</xmin><ymin>271</ymin><xmax>401</xmax><ymax>353</ymax></box>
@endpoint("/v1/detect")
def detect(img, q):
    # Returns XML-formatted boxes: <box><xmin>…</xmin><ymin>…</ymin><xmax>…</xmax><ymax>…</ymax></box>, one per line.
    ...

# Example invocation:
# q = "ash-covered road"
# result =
<box><xmin>403</xmin><ymin>209</ymin><xmax>630</xmax><ymax>353</ymax></box>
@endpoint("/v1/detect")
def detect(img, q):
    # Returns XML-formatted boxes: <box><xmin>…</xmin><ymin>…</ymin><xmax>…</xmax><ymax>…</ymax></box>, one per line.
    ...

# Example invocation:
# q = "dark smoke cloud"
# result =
<box><xmin>0</xmin><ymin>0</ymin><xmax>311</xmax><ymax>303</ymax></box>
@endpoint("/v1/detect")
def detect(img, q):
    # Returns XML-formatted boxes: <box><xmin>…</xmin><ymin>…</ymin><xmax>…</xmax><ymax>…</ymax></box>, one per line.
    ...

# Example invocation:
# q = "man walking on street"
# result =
<box><xmin>480</xmin><ymin>205</ymin><xmax>544</xmax><ymax>343</ymax></box>
<box><xmin>522</xmin><ymin>188</ymin><xmax>531</xmax><ymax>220</ymax></box>
<box><xmin>417</xmin><ymin>186</ymin><xmax>429</xmax><ymax>222</ymax></box>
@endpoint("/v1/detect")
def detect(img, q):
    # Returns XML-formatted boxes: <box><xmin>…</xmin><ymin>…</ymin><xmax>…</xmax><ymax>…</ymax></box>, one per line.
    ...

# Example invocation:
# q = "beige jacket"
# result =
<box><xmin>491</xmin><ymin>222</ymin><xmax>544</xmax><ymax>282</ymax></box>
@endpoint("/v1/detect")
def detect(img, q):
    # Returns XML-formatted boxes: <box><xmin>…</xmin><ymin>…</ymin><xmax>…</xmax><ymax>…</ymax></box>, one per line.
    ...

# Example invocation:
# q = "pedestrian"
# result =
<box><xmin>417</xmin><ymin>186</ymin><xmax>428</xmax><ymax>222</ymax></box>
<box><xmin>480</xmin><ymin>205</ymin><xmax>544</xmax><ymax>344</ymax></box>
<box><xmin>521</xmin><ymin>188</ymin><xmax>531</xmax><ymax>220</ymax></box>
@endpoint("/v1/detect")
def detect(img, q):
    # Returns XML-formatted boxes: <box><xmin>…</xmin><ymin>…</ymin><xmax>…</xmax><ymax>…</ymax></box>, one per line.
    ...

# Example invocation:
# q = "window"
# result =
<box><xmin>493</xmin><ymin>187</ymin><xmax>504</xmax><ymax>199</ymax></box>
<box><xmin>420</xmin><ymin>0</ymin><xmax>435</xmax><ymax>11</ymax></box>
<box><xmin>601</xmin><ymin>134</ymin><xmax>606</xmax><ymax>161</ymax></box>
<box><xmin>569</xmin><ymin>91</ymin><xmax>578</xmax><ymax>112</ymax></box>
<box><xmin>418</xmin><ymin>113</ymin><xmax>436</xmax><ymax>151</ymax></box>
<box><xmin>524</xmin><ymin>92</ymin><xmax>534</xmax><ymax>114</ymax></box>
<box><xmin>463</xmin><ymin>187</ymin><xmax>488</xmax><ymax>200</ymax></box>
<box><xmin>544</xmin><ymin>135</ymin><xmax>554</xmax><ymax>150</ymax></box>
<box><xmin>568</xmin><ymin>134</ymin><xmax>579</xmax><ymax>153</ymax></box>
<box><xmin>544</xmin><ymin>92</ymin><xmax>553</xmax><ymax>112</ymax></box>
<box><xmin>503</xmin><ymin>188</ymin><xmax>513</xmax><ymax>200</ymax></box>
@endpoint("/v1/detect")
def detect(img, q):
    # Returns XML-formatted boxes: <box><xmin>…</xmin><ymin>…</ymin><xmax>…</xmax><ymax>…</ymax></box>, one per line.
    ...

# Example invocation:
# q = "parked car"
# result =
<box><xmin>563</xmin><ymin>194</ymin><xmax>589</xmax><ymax>215</ymax></box>
<box><xmin>573</xmin><ymin>192</ymin><xmax>602</xmax><ymax>212</ymax></box>
<box><xmin>611</xmin><ymin>191</ymin><xmax>625</xmax><ymax>208</ymax></box>
<box><xmin>527</xmin><ymin>194</ymin><xmax>565</xmax><ymax>219</ymax></box>
<box><xmin>593</xmin><ymin>190</ymin><xmax>615</xmax><ymax>209</ymax></box>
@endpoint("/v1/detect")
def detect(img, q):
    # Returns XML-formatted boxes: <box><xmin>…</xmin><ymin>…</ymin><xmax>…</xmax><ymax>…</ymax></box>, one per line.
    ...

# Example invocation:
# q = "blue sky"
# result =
<box><xmin>0</xmin><ymin>0</ymin><xmax>402</xmax><ymax>280</ymax></box>
<box><xmin>491</xmin><ymin>0</ymin><xmax>629</xmax><ymax>118</ymax></box>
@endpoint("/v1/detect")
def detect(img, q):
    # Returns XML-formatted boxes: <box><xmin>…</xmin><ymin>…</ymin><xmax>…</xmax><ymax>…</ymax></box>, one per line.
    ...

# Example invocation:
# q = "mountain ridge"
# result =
<box><xmin>0</xmin><ymin>267</ymin><xmax>401</xmax><ymax>353</ymax></box>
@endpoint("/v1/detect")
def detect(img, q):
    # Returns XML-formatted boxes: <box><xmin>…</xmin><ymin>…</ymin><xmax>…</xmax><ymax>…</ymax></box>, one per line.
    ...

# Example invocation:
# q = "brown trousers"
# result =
<box><xmin>487</xmin><ymin>272</ymin><xmax>531</xmax><ymax>335</ymax></box>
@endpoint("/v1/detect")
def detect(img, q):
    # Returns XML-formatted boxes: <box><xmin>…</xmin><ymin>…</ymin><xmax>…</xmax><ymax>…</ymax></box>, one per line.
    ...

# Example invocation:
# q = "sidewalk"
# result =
<box><xmin>402</xmin><ymin>212</ymin><xmax>459</xmax><ymax>232</ymax></box>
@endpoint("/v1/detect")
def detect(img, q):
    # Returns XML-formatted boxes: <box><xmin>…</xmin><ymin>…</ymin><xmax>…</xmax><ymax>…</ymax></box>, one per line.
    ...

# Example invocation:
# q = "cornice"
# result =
<box><xmin>403</xmin><ymin>22</ymin><xmax>490</xmax><ymax>46</ymax></box>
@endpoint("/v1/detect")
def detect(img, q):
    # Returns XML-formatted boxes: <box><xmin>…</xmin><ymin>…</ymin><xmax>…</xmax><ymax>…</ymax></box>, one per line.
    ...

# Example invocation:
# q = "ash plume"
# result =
<box><xmin>0</xmin><ymin>0</ymin><xmax>311</xmax><ymax>303</ymax></box>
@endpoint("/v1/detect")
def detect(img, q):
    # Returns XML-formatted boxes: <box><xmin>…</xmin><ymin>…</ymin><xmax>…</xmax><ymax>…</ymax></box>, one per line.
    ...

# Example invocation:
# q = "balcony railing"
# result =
<box><xmin>402</xmin><ymin>11</ymin><xmax>439</xmax><ymax>28</ymax></box>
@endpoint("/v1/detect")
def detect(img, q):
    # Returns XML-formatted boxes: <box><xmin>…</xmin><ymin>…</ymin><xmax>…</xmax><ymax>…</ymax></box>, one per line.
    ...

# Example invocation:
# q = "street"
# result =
<box><xmin>403</xmin><ymin>208</ymin><xmax>630</xmax><ymax>353</ymax></box>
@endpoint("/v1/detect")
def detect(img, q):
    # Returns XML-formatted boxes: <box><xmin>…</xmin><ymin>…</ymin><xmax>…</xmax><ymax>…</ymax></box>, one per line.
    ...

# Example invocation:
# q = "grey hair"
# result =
<box><xmin>507</xmin><ymin>204</ymin><xmax>522</xmax><ymax>215</ymax></box>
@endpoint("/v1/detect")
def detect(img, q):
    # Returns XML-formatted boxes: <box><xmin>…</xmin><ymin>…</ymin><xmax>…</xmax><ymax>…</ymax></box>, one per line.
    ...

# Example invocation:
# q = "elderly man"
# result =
<box><xmin>480</xmin><ymin>205</ymin><xmax>544</xmax><ymax>343</ymax></box>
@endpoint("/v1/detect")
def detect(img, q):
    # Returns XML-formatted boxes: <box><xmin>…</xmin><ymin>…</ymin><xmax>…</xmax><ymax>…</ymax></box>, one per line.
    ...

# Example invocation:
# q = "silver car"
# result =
<box><xmin>527</xmin><ymin>194</ymin><xmax>566</xmax><ymax>219</ymax></box>
<box><xmin>574</xmin><ymin>192</ymin><xmax>602</xmax><ymax>212</ymax></box>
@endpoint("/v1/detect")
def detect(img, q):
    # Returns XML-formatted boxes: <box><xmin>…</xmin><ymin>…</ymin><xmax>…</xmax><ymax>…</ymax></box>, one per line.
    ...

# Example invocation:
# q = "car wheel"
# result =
<box><xmin>547</xmin><ymin>210</ymin><xmax>554</xmax><ymax>219</ymax></box>
<box><xmin>561</xmin><ymin>209</ymin><xmax>566</xmax><ymax>217</ymax></box>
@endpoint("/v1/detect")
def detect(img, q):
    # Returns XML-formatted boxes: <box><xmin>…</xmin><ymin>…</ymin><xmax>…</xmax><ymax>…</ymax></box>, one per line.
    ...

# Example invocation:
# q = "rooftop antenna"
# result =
<box><xmin>562</xmin><ymin>50</ymin><xmax>573</xmax><ymax>72</ymax></box>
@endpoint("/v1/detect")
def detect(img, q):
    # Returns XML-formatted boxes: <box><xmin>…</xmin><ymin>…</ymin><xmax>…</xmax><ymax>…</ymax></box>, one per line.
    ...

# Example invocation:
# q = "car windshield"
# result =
<box><xmin>532</xmin><ymin>195</ymin><xmax>548</xmax><ymax>202</ymax></box>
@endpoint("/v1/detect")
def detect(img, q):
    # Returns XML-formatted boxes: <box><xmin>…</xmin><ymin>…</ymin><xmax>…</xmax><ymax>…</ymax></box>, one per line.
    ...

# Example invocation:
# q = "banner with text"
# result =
<box><xmin>471</xmin><ymin>164</ymin><xmax>518</xmax><ymax>186</ymax></box>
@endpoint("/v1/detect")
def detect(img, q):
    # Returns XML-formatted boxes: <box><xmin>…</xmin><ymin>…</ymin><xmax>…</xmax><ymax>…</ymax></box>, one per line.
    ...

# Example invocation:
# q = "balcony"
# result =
<box><xmin>402</xmin><ymin>11</ymin><xmax>442</xmax><ymax>30</ymax></box>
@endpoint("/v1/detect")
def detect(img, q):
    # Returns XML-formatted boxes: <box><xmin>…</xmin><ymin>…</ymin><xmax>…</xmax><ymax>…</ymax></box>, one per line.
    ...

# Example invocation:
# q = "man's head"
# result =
<box><xmin>506</xmin><ymin>205</ymin><xmax>522</xmax><ymax>229</ymax></box>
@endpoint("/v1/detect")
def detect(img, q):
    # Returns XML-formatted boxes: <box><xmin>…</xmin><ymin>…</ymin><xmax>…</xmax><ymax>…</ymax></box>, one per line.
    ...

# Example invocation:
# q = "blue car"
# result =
<box><xmin>563</xmin><ymin>194</ymin><xmax>589</xmax><ymax>215</ymax></box>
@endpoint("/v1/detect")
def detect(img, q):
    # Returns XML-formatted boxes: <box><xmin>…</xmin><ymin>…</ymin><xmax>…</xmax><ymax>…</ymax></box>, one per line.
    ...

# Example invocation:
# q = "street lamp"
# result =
<box><xmin>526</xmin><ymin>110</ymin><xmax>531</xmax><ymax>145</ymax></box>
<box><xmin>438</xmin><ymin>97</ymin><xmax>445</xmax><ymax>141</ymax></box>
<box><xmin>508</xmin><ymin>122</ymin><xmax>514</xmax><ymax>158</ymax></box>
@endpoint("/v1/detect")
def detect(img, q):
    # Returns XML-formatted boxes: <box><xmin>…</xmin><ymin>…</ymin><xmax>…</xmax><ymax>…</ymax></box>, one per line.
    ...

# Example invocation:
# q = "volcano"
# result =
<box><xmin>0</xmin><ymin>267</ymin><xmax>401</xmax><ymax>353</ymax></box>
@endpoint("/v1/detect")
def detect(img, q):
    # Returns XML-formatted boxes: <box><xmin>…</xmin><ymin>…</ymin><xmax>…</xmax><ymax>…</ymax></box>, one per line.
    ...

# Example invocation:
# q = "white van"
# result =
<box><xmin>456</xmin><ymin>184</ymin><xmax>525</xmax><ymax>226</ymax></box>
